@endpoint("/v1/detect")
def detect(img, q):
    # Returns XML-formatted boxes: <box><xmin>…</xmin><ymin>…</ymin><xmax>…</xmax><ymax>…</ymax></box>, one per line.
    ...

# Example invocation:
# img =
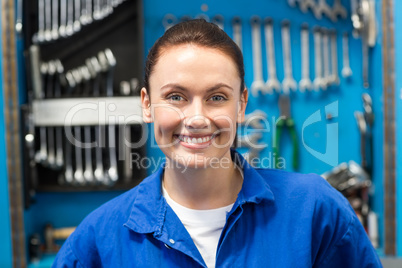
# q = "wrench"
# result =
<box><xmin>314</xmin><ymin>0</ymin><xmax>336</xmax><ymax>22</ymax></box>
<box><xmin>102</xmin><ymin>0</ymin><xmax>113</xmax><ymax>18</ymax></box>
<box><xmin>341</xmin><ymin>32</ymin><xmax>352</xmax><ymax>78</ymax></box>
<box><xmin>162</xmin><ymin>14</ymin><xmax>177</xmax><ymax>32</ymax></box>
<box><xmin>212</xmin><ymin>15</ymin><xmax>224</xmax><ymax>30</ymax></box>
<box><xmin>313</xmin><ymin>27</ymin><xmax>326</xmax><ymax>91</ymax></box>
<box><xmin>329</xmin><ymin>30</ymin><xmax>340</xmax><ymax>86</ymax></box>
<box><xmin>250</xmin><ymin>16</ymin><xmax>266</xmax><ymax>97</ymax></box>
<box><xmin>73</xmin><ymin>126</ymin><xmax>85</xmax><ymax>184</ymax></box>
<box><xmin>332</xmin><ymin>0</ymin><xmax>348</xmax><ymax>20</ymax></box>
<box><xmin>44</xmin><ymin>0</ymin><xmax>52</xmax><ymax>41</ymax></box>
<box><xmin>93</xmin><ymin>0</ymin><xmax>103</xmax><ymax>20</ymax></box>
<box><xmin>59</xmin><ymin>0</ymin><xmax>67</xmax><ymax>37</ymax></box>
<box><xmin>119</xmin><ymin>81</ymin><xmax>133</xmax><ymax>183</ymax></box>
<box><xmin>46</xmin><ymin>61</ymin><xmax>56</xmax><ymax>167</ymax></box>
<box><xmin>281</xmin><ymin>20</ymin><xmax>297</xmax><ymax>94</ymax></box>
<box><xmin>54</xmin><ymin>60</ymin><xmax>64</xmax><ymax>167</ymax></box>
<box><xmin>51</xmin><ymin>0</ymin><xmax>59</xmax><ymax>40</ymax></box>
<box><xmin>99</xmin><ymin>49</ymin><xmax>118</xmax><ymax>184</ymax></box>
<box><xmin>64</xmin><ymin>132</ymin><xmax>74</xmax><ymax>184</ymax></box>
<box><xmin>299</xmin><ymin>0</ymin><xmax>316</xmax><ymax>13</ymax></box>
<box><xmin>322</xmin><ymin>29</ymin><xmax>331</xmax><ymax>86</ymax></box>
<box><xmin>36</xmin><ymin>0</ymin><xmax>46</xmax><ymax>42</ymax></box>
<box><xmin>86</xmin><ymin>57</ymin><xmax>105</xmax><ymax>183</ymax></box>
<box><xmin>264</xmin><ymin>18</ymin><xmax>281</xmax><ymax>94</ymax></box>
<box><xmin>73</xmin><ymin>0</ymin><xmax>81</xmax><ymax>32</ymax></box>
<box><xmin>299</xmin><ymin>24</ymin><xmax>313</xmax><ymax>92</ymax></box>
<box><xmin>232</xmin><ymin>17</ymin><xmax>242</xmax><ymax>52</ymax></box>
<box><xmin>243</xmin><ymin>110</ymin><xmax>267</xmax><ymax>129</ymax></box>
<box><xmin>287</xmin><ymin>0</ymin><xmax>301</xmax><ymax>7</ymax></box>
<box><xmin>35</xmin><ymin>63</ymin><xmax>49</xmax><ymax>164</ymax></box>
<box><xmin>66</xmin><ymin>0</ymin><xmax>74</xmax><ymax>36</ymax></box>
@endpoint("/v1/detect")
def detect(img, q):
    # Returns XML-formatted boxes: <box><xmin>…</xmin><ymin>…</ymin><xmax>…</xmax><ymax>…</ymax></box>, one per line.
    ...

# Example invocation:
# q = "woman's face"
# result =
<box><xmin>142</xmin><ymin>44</ymin><xmax>248</xmax><ymax>169</ymax></box>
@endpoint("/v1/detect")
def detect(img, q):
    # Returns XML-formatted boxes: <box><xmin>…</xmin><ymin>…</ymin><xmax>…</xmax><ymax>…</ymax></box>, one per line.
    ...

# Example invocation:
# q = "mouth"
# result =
<box><xmin>174</xmin><ymin>132</ymin><xmax>220</xmax><ymax>148</ymax></box>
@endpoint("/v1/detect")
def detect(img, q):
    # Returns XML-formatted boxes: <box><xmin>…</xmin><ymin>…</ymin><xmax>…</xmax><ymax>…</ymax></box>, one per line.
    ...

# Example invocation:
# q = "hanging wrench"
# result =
<box><xmin>35</xmin><ymin>63</ymin><xmax>49</xmax><ymax>164</ymax></box>
<box><xmin>287</xmin><ymin>0</ymin><xmax>301</xmax><ymax>8</ymax></box>
<box><xmin>73</xmin><ymin>0</ymin><xmax>81</xmax><ymax>32</ymax></box>
<box><xmin>73</xmin><ymin>126</ymin><xmax>85</xmax><ymax>184</ymax></box>
<box><xmin>313</xmin><ymin>27</ymin><xmax>326</xmax><ymax>91</ymax></box>
<box><xmin>212</xmin><ymin>15</ymin><xmax>224</xmax><ymax>30</ymax></box>
<box><xmin>36</xmin><ymin>0</ymin><xmax>46</xmax><ymax>42</ymax></box>
<box><xmin>44</xmin><ymin>0</ymin><xmax>52</xmax><ymax>41</ymax></box>
<box><xmin>332</xmin><ymin>0</ymin><xmax>348</xmax><ymax>20</ymax></box>
<box><xmin>299</xmin><ymin>0</ymin><xmax>316</xmax><ymax>13</ymax></box>
<box><xmin>162</xmin><ymin>14</ymin><xmax>177</xmax><ymax>32</ymax></box>
<box><xmin>341</xmin><ymin>32</ymin><xmax>353</xmax><ymax>78</ymax></box>
<box><xmin>232</xmin><ymin>17</ymin><xmax>242</xmax><ymax>52</ymax></box>
<box><xmin>264</xmin><ymin>18</ymin><xmax>281</xmax><ymax>94</ymax></box>
<box><xmin>81</xmin><ymin>0</ymin><xmax>93</xmax><ymax>25</ymax></box>
<box><xmin>93</xmin><ymin>0</ymin><xmax>103</xmax><ymax>20</ymax></box>
<box><xmin>250</xmin><ymin>16</ymin><xmax>266</xmax><ymax>97</ymax></box>
<box><xmin>99</xmin><ymin>49</ymin><xmax>118</xmax><ymax>184</ymax></box>
<box><xmin>299</xmin><ymin>24</ymin><xmax>313</xmax><ymax>92</ymax></box>
<box><xmin>281</xmin><ymin>20</ymin><xmax>297</xmax><ymax>94</ymax></box>
<box><xmin>86</xmin><ymin>57</ymin><xmax>105</xmax><ymax>184</ymax></box>
<box><xmin>119</xmin><ymin>81</ymin><xmax>133</xmax><ymax>183</ymax></box>
<box><xmin>329</xmin><ymin>30</ymin><xmax>340</xmax><ymax>85</ymax></box>
<box><xmin>59</xmin><ymin>0</ymin><xmax>67</xmax><ymax>37</ymax></box>
<box><xmin>46</xmin><ymin>61</ymin><xmax>56</xmax><ymax>167</ymax></box>
<box><xmin>51</xmin><ymin>0</ymin><xmax>59</xmax><ymax>40</ymax></box>
<box><xmin>102</xmin><ymin>0</ymin><xmax>113</xmax><ymax>18</ymax></box>
<box><xmin>66</xmin><ymin>0</ymin><xmax>74</xmax><ymax>36</ymax></box>
<box><xmin>54</xmin><ymin>60</ymin><xmax>64</xmax><ymax>168</ymax></box>
<box><xmin>322</xmin><ymin>28</ymin><xmax>331</xmax><ymax>86</ymax></box>
<box><xmin>314</xmin><ymin>0</ymin><xmax>336</xmax><ymax>22</ymax></box>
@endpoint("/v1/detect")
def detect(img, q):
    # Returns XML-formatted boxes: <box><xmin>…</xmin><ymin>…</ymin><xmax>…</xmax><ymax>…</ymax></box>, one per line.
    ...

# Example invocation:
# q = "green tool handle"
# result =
<box><xmin>274</xmin><ymin>119</ymin><xmax>299</xmax><ymax>170</ymax></box>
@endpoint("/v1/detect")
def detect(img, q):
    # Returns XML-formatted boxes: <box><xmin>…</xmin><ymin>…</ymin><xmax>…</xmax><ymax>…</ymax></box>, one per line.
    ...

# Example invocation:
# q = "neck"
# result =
<box><xmin>163</xmin><ymin>153</ymin><xmax>243</xmax><ymax>210</ymax></box>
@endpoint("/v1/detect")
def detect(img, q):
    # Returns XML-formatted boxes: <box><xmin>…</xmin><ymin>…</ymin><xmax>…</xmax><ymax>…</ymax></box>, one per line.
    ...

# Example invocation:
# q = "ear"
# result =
<box><xmin>237</xmin><ymin>88</ymin><xmax>248</xmax><ymax>123</ymax></box>
<box><xmin>141</xmin><ymin>87</ymin><xmax>153</xmax><ymax>123</ymax></box>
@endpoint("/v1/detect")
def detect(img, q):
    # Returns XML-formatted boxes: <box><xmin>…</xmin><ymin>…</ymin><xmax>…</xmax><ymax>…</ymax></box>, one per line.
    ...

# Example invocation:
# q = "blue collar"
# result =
<box><xmin>124</xmin><ymin>150</ymin><xmax>275</xmax><ymax>234</ymax></box>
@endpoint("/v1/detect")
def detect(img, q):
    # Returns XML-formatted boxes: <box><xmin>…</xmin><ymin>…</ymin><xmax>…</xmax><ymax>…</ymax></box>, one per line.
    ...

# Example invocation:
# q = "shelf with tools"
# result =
<box><xmin>21</xmin><ymin>0</ymin><xmax>146</xmax><ymax>198</ymax></box>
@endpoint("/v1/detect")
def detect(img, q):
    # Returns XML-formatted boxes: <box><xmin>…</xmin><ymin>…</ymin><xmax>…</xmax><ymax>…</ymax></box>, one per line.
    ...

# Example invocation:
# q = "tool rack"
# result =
<box><xmin>1</xmin><ymin>0</ymin><xmax>402</xmax><ymax>266</ymax></box>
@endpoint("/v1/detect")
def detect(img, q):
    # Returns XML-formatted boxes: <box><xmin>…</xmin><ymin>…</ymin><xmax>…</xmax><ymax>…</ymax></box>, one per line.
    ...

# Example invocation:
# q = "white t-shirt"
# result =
<box><xmin>163</xmin><ymin>187</ymin><xmax>234</xmax><ymax>268</ymax></box>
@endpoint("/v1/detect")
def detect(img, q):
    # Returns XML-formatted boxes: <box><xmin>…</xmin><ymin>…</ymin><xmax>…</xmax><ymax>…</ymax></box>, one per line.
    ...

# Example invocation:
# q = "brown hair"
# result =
<box><xmin>144</xmin><ymin>19</ymin><xmax>245</xmax><ymax>94</ymax></box>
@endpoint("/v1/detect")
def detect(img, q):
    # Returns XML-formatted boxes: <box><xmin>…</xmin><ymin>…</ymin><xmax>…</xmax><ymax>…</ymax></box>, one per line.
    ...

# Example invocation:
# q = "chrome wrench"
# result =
<box><xmin>73</xmin><ymin>0</ymin><xmax>81</xmax><ymax>32</ymax></box>
<box><xmin>332</xmin><ymin>0</ymin><xmax>348</xmax><ymax>20</ymax></box>
<box><xmin>66</xmin><ymin>0</ymin><xmax>74</xmax><ymax>36</ymax></box>
<box><xmin>264</xmin><ymin>18</ymin><xmax>281</xmax><ymax>94</ymax></box>
<box><xmin>51</xmin><ymin>0</ymin><xmax>59</xmax><ymax>40</ymax></box>
<box><xmin>73</xmin><ymin>126</ymin><xmax>85</xmax><ymax>184</ymax></box>
<box><xmin>329</xmin><ymin>30</ymin><xmax>340</xmax><ymax>85</ymax></box>
<box><xmin>322</xmin><ymin>29</ymin><xmax>331</xmax><ymax>86</ymax></box>
<box><xmin>299</xmin><ymin>24</ymin><xmax>312</xmax><ymax>92</ymax></box>
<box><xmin>99</xmin><ymin>49</ymin><xmax>118</xmax><ymax>184</ymax></box>
<box><xmin>54</xmin><ymin>60</ymin><xmax>64</xmax><ymax>168</ymax></box>
<box><xmin>232</xmin><ymin>17</ymin><xmax>243</xmax><ymax>52</ymax></box>
<box><xmin>44</xmin><ymin>0</ymin><xmax>52</xmax><ymax>41</ymax></box>
<box><xmin>341</xmin><ymin>32</ymin><xmax>352</xmax><ymax>78</ymax></box>
<box><xmin>119</xmin><ymin>81</ymin><xmax>132</xmax><ymax>183</ymax></box>
<box><xmin>59</xmin><ymin>0</ymin><xmax>67</xmax><ymax>37</ymax></box>
<box><xmin>37</xmin><ymin>0</ymin><xmax>46</xmax><ymax>42</ymax></box>
<box><xmin>250</xmin><ymin>16</ymin><xmax>265</xmax><ymax>97</ymax></box>
<box><xmin>86</xmin><ymin>57</ymin><xmax>105</xmax><ymax>184</ymax></box>
<box><xmin>314</xmin><ymin>0</ymin><xmax>335</xmax><ymax>22</ymax></box>
<box><xmin>299</xmin><ymin>0</ymin><xmax>316</xmax><ymax>13</ymax></box>
<box><xmin>313</xmin><ymin>27</ymin><xmax>326</xmax><ymax>91</ymax></box>
<box><xmin>212</xmin><ymin>15</ymin><xmax>224</xmax><ymax>30</ymax></box>
<box><xmin>35</xmin><ymin>63</ymin><xmax>49</xmax><ymax>164</ymax></box>
<box><xmin>46</xmin><ymin>61</ymin><xmax>56</xmax><ymax>167</ymax></box>
<box><xmin>81</xmin><ymin>0</ymin><xmax>93</xmax><ymax>25</ymax></box>
<box><xmin>281</xmin><ymin>20</ymin><xmax>297</xmax><ymax>94</ymax></box>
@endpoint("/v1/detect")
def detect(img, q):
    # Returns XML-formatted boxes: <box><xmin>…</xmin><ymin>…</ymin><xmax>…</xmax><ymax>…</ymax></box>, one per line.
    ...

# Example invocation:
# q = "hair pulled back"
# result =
<box><xmin>144</xmin><ymin>19</ymin><xmax>245</xmax><ymax>93</ymax></box>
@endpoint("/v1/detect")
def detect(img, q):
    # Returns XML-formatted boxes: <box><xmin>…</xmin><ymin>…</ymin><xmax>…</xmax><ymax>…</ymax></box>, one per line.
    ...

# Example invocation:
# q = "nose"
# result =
<box><xmin>183</xmin><ymin>100</ymin><xmax>210</xmax><ymax>130</ymax></box>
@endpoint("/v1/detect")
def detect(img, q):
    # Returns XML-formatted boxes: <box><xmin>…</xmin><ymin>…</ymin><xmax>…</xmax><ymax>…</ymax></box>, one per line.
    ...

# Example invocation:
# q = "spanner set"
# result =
<box><xmin>33</xmin><ymin>0</ymin><xmax>128</xmax><ymax>44</ymax></box>
<box><xmin>21</xmin><ymin>0</ymin><xmax>145</xmax><ymax>192</ymax></box>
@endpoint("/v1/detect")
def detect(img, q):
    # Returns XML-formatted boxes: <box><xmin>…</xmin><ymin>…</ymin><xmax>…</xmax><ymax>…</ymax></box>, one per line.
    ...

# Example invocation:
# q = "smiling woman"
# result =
<box><xmin>52</xmin><ymin>20</ymin><xmax>382</xmax><ymax>268</ymax></box>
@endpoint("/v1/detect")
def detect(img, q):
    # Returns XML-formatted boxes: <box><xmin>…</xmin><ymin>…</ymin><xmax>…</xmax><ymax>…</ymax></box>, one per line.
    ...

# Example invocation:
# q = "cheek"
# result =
<box><xmin>153</xmin><ymin>106</ymin><xmax>182</xmax><ymax>135</ymax></box>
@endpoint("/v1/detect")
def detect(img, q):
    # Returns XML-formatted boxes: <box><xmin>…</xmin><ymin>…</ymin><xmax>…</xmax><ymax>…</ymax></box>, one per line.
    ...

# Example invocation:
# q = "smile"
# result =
<box><xmin>176</xmin><ymin>134</ymin><xmax>217</xmax><ymax>144</ymax></box>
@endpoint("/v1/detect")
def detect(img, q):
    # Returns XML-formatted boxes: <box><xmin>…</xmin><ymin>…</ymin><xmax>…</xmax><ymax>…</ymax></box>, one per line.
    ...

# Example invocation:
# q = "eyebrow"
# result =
<box><xmin>160</xmin><ymin>83</ymin><xmax>234</xmax><ymax>93</ymax></box>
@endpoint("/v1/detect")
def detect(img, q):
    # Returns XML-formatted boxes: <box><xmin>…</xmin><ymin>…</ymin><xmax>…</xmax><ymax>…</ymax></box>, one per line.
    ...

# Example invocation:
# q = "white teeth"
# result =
<box><xmin>197</xmin><ymin>138</ymin><xmax>202</xmax><ymax>143</ymax></box>
<box><xmin>191</xmin><ymin>138</ymin><xmax>197</xmax><ymax>143</ymax></box>
<box><xmin>202</xmin><ymin>137</ymin><xmax>207</xmax><ymax>142</ymax></box>
<box><xmin>179</xmin><ymin>135</ymin><xmax>214</xmax><ymax>144</ymax></box>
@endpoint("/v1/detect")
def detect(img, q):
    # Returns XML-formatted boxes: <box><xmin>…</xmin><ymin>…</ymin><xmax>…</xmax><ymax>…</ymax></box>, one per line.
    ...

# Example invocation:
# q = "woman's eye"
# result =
<box><xmin>210</xmin><ymin>95</ymin><xmax>226</xmax><ymax>102</ymax></box>
<box><xmin>167</xmin><ymin>95</ymin><xmax>184</xmax><ymax>102</ymax></box>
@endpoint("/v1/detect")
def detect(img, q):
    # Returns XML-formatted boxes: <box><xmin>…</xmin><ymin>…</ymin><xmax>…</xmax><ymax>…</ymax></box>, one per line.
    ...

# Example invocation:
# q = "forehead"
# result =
<box><xmin>149</xmin><ymin>44</ymin><xmax>240</xmax><ymax>91</ymax></box>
